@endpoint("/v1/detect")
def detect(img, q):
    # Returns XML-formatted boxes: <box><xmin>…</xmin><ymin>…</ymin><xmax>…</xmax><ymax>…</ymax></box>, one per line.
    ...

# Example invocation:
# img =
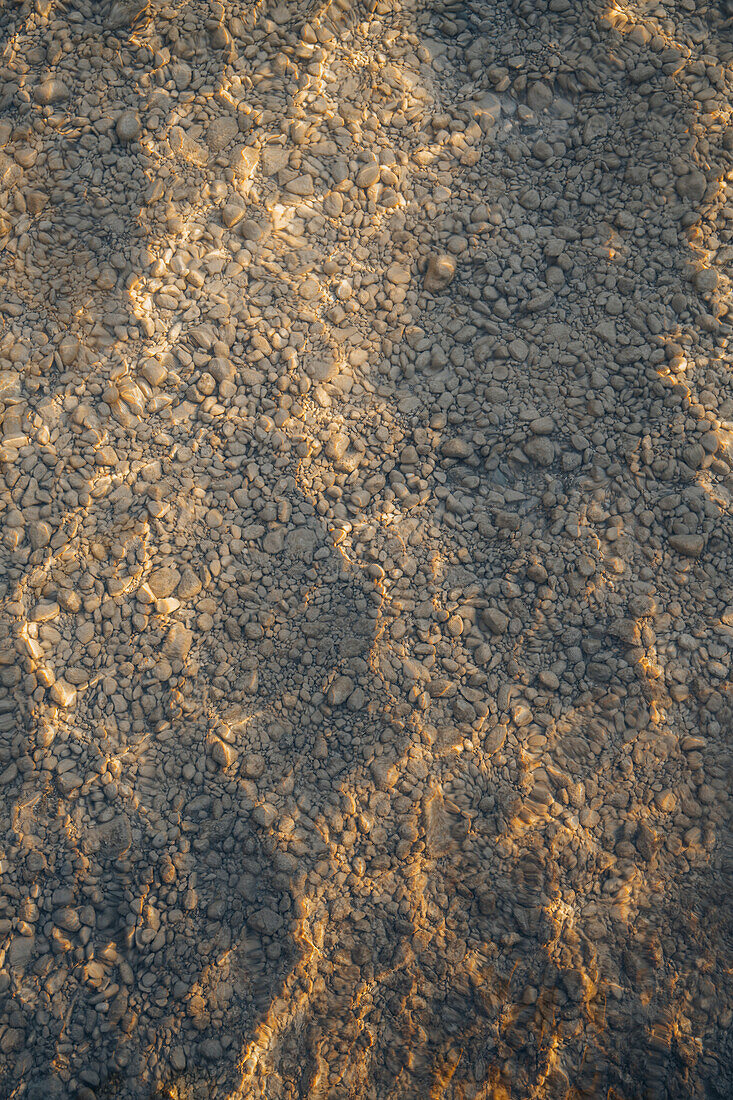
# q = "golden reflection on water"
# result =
<box><xmin>0</xmin><ymin>0</ymin><xmax>730</xmax><ymax>1098</ymax></box>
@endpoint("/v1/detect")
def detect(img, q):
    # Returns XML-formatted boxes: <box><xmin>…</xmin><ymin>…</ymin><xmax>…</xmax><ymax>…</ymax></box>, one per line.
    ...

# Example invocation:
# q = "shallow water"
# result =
<box><xmin>0</xmin><ymin>1</ymin><xmax>731</xmax><ymax>1098</ymax></box>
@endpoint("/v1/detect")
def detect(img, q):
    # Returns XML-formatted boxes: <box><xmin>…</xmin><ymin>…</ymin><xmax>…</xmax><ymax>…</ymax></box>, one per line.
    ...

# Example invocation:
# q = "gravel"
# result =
<box><xmin>0</xmin><ymin>0</ymin><xmax>731</xmax><ymax>1098</ymax></box>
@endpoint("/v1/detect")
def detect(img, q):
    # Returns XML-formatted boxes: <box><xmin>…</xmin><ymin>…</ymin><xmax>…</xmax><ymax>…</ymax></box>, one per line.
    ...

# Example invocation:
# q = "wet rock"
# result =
<box><xmin>371</xmin><ymin>759</ymin><xmax>398</xmax><ymax>791</ymax></box>
<box><xmin>116</xmin><ymin>111</ymin><xmax>141</xmax><ymax>143</ymax></box>
<box><xmin>424</xmin><ymin>253</ymin><xmax>457</xmax><ymax>291</ymax></box>
<box><xmin>482</xmin><ymin>608</ymin><xmax>509</xmax><ymax>635</ymax></box>
<box><xmin>328</xmin><ymin>675</ymin><xmax>354</xmax><ymax>705</ymax></box>
<box><xmin>522</xmin><ymin>436</ymin><xmax>555</xmax><ymax>466</ymax></box>
<box><xmin>148</xmin><ymin>567</ymin><xmax>181</xmax><ymax>598</ymax></box>
<box><xmin>669</xmin><ymin>534</ymin><xmax>705</xmax><ymax>558</ymax></box>
<box><xmin>34</xmin><ymin>79</ymin><xmax>70</xmax><ymax>105</ymax></box>
<box><xmin>163</xmin><ymin>624</ymin><xmax>193</xmax><ymax>661</ymax></box>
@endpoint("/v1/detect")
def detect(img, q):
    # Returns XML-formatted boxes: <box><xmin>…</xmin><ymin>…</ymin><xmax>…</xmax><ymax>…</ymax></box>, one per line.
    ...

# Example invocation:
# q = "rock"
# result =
<box><xmin>675</xmin><ymin>170</ymin><xmax>707</xmax><ymax>203</ymax></box>
<box><xmin>655</xmin><ymin>790</ymin><xmax>677</xmax><ymax>813</ymax></box>
<box><xmin>116</xmin><ymin>111</ymin><xmax>141</xmax><ymax>143</ymax></box>
<box><xmin>207</xmin><ymin>116</ymin><xmax>239</xmax><ymax>152</ymax></box>
<box><xmin>177</xmin><ymin>567</ymin><xmax>202</xmax><ymax>599</ymax></box>
<box><xmin>511</xmin><ymin>703</ymin><xmax>533</xmax><ymax>727</ymax></box>
<box><xmin>693</xmin><ymin>268</ymin><xmax>718</xmax><ymax>294</ymax></box>
<box><xmin>169</xmin><ymin>126</ymin><xmax>209</xmax><ymax>166</ymax></box>
<box><xmin>422</xmin><ymin>789</ymin><xmax>454</xmax><ymax>857</ymax></box>
<box><xmin>169</xmin><ymin>61</ymin><xmax>192</xmax><ymax>90</ymax></box>
<box><xmin>209</xmin><ymin>738</ymin><xmax>237</xmax><ymax>768</ymax></box>
<box><xmin>609</xmin><ymin>619</ymin><xmax>641</xmax><ymax>646</ymax></box>
<box><xmin>328</xmin><ymin>675</ymin><xmax>354</xmax><ymax>706</ymax></box>
<box><xmin>27</xmin><ymin>190</ymin><xmax>49</xmax><ymax>215</ymax></box>
<box><xmin>232</xmin><ymin>145</ymin><xmax>259</xmax><ymax>178</ymax></box>
<box><xmin>141</xmin><ymin>358</ymin><xmax>167</xmax><ymax>386</ymax></box>
<box><xmin>148</xmin><ymin>567</ymin><xmax>181</xmax><ymax>598</ymax></box>
<box><xmin>519</xmin><ymin>187</ymin><xmax>541</xmax><ymax>211</ymax></box>
<box><xmin>522</xmin><ymin>436</ymin><xmax>555</xmax><ymax>466</ymax></box>
<box><xmin>1</xmin><ymin>1028</ymin><xmax>25</xmax><ymax>1053</ymax></box>
<box><xmin>163</xmin><ymin>624</ymin><xmax>193</xmax><ymax>661</ymax></box>
<box><xmin>285</xmin><ymin>175</ymin><xmax>314</xmax><ymax>196</ymax></box>
<box><xmin>424</xmin><ymin>253</ymin><xmax>456</xmax><ymax>291</ymax></box>
<box><xmin>34</xmin><ymin>79</ymin><xmax>70</xmax><ymax>105</ymax></box>
<box><xmin>371</xmin><ymin>759</ymin><xmax>398</xmax><ymax>791</ymax></box>
<box><xmin>356</xmin><ymin>162</ymin><xmax>380</xmax><ymax>188</ymax></box>
<box><xmin>635</xmin><ymin>822</ymin><xmax>657</xmax><ymax>861</ymax></box>
<box><xmin>441</xmin><ymin>438</ymin><xmax>474</xmax><ymax>460</ymax></box>
<box><xmin>527</xmin><ymin>82</ymin><xmax>553</xmax><ymax>112</ymax></box>
<box><xmin>243</xmin><ymin>753</ymin><xmax>265</xmax><ymax>779</ymax></box>
<box><xmin>485</xmin><ymin>725</ymin><xmax>506</xmax><ymax>754</ymax></box>
<box><xmin>59</xmin><ymin>335</ymin><xmax>80</xmax><ymax>366</ymax></box>
<box><xmin>170</xmin><ymin>1046</ymin><xmax>186</xmax><ymax>1072</ymax></box>
<box><xmin>240</xmin><ymin>218</ymin><xmax>263</xmax><ymax>241</ymax></box>
<box><xmin>482</xmin><ymin>608</ymin><xmax>509</xmax><ymax>635</ymax></box>
<box><xmin>54</xmin><ymin>907</ymin><xmax>80</xmax><ymax>932</ymax></box>
<box><xmin>222</xmin><ymin>203</ymin><xmax>246</xmax><ymax>228</ymax></box>
<box><xmin>209</xmin><ymin>357</ymin><xmax>234</xmax><ymax>382</ymax></box>
<box><xmin>95</xmin><ymin>447</ymin><xmax>118</xmax><ymax>466</ymax></box>
<box><xmin>25</xmin><ymin>1077</ymin><xmax>64</xmax><ymax>1100</ymax></box>
<box><xmin>50</xmin><ymin>680</ymin><xmax>76</xmax><ymax>708</ymax></box>
<box><xmin>107</xmin><ymin>0</ymin><xmax>147</xmax><ymax>28</ymax></box>
<box><xmin>386</xmin><ymin>262</ymin><xmax>411</xmax><ymax>286</ymax></box>
<box><xmin>323</xmin><ymin>191</ymin><xmax>343</xmax><ymax>217</ymax></box>
<box><xmin>669</xmin><ymin>534</ymin><xmax>704</xmax><ymax>558</ymax></box>
<box><xmin>584</xmin><ymin>115</ymin><xmax>609</xmax><ymax>143</ymax></box>
<box><xmin>28</xmin><ymin>521</ymin><xmax>52</xmax><ymax>549</ymax></box>
<box><xmin>250</xmin><ymin>907</ymin><xmax>283</xmax><ymax>935</ymax></box>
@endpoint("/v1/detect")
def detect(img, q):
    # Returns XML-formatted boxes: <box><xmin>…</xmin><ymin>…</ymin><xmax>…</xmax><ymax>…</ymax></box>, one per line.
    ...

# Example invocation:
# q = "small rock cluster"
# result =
<box><xmin>0</xmin><ymin>0</ymin><xmax>731</xmax><ymax>1098</ymax></box>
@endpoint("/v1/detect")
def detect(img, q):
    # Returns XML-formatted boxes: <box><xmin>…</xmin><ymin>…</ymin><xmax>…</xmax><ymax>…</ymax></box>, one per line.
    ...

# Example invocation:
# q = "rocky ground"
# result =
<box><xmin>0</xmin><ymin>0</ymin><xmax>731</xmax><ymax>1097</ymax></box>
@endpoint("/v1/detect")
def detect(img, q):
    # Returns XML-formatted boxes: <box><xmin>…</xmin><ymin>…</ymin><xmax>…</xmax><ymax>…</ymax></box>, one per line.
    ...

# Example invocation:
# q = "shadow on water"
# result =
<box><xmin>0</xmin><ymin>1</ymin><xmax>400</xmax><ymax>1097</ymax></box>
<box><xmin>0</xmin><ymin>0</ymin><xmax>731</xmax><ymax>1098</ymax></box>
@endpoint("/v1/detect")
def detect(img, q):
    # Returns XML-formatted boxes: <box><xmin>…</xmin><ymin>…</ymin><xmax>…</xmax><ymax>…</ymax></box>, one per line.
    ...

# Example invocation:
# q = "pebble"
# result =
<box><xmin>522</xmin><ymin>436</ymin><xmax>555</xmax><ymax>466</ymax></box>
<box><xmin>33</xmin><ymin>78</ymin><xmax>69</xmax><ymax>105</ymax></box>
<box><xmin>49</xmin><ymin>680</ymin><xmax>76</xmax><ymax>708</ymax></box>
<box><xmin>116</xmin><ymin>111</ymin><xmax>141</xmax><ymax>144</ymax></box>
<box><xmin>2</xmin><ymin>3</ymin><xmax>731</xmax><ymax>1099</ymax></box>
<box><xmin>424</xmin><ymin>253</ymin><xmax>457</xmax><ymax>292</ymax></box>
<box><xmin>669</xmin><ymin>533</ymin><xmax>705</xmax><ymax>558</ymax></box>
<box><xmin>147</xmin><ymin>567</ymin><xmax>180</xmax><ymax>599</ymax></box>
<box><xmin>482</xmin><ymin>608</ymin><xmax>509</xmax><ymax>635</ymax></box>
<box><xmin>163</xmin><ymin>624</ymin><xmax>193</xmax><ymax>661</ymax></box>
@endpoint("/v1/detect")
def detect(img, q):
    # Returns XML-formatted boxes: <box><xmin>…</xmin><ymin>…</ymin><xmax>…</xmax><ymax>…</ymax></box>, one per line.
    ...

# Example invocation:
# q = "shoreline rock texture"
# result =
<box><xmin>0</xmin><ymin>0</ymin><xmax>731</xmax><ymax>1097</ymax></box>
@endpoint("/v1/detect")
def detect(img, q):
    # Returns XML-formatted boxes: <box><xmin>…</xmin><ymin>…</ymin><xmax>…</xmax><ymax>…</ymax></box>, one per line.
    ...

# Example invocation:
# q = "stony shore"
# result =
<box><xmin>0</xmin><ymin>1</ymin><xmax>731</xmax><ymax>1097</ymax></box>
